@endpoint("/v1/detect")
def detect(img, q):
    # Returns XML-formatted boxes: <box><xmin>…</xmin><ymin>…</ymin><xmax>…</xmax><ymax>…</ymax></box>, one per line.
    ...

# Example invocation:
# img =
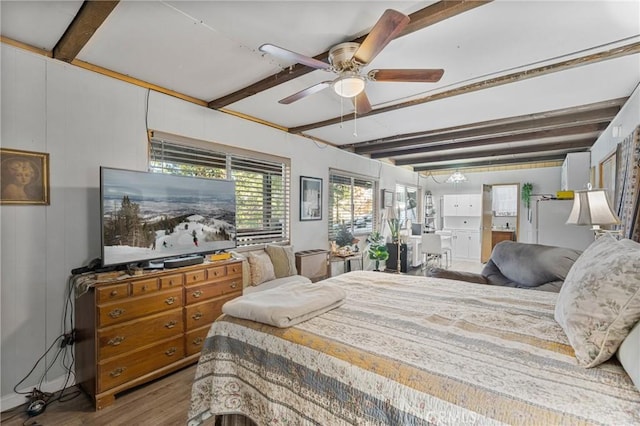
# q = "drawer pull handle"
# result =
<box><xmin>230</xmin><ymin>282</ymin><xmax>238</xmax><ymax>289</ymax></box>
<box><xmin>165</xmin><ymin>347</ymin><xmax>177</xmax><ymax>356</ymax></box>
<box><xmin>193</xmin><ymin>337</ymin><xmax>203</xmax><ymax>345</ymax></box>
<box><xmin>108</xmin><ymin>308</ymin><xmax>125</xmax><ymax>319</ymax></box>
<box><xmin>110</xmin><ymin>290</ymin><xmax>119</xmax><ymax>297</ymax></box>
<box><xmin>192</xmin><ymin>312</ymin><xmax>203</xmax><ymax>320</ymax></box>
<box><xmin>165</xmin><ymin>296</ymin><xmax>176</xmax><ymax>305</ymax></box>
<box><xmin>192</xmin><ymin>290</ymin><xmax>203</xmax><ymax>298</ymax></box>
<box><xmin>142</xmin><ymin>285</ymin><xmax>148</xmax><ymax>291</ymax></box>
<box><xmin>110</xmin><ymin>367</ymin><xmax>126</xmax><ymax>377</ymax></box>
<box><xmin>107</xmin><ymin>336</ymin><xmax>125</xmax><ymax>346</ymax></box>
<box><xmin>165</xmin><ymin>320</ymin><xmax>177</xmax><ymax>329</ymax></box>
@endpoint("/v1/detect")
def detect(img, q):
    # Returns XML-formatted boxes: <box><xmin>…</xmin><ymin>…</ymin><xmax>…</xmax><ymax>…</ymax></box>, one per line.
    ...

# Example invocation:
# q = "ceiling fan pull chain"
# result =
<box><xmin>340</xmin><ymin>96</ymin><xmax>344</xmax><ymax>128</ymax></box>
<box><xmin>353</xmin><ymin>109</ymin><xmax>358</xmax><ymax>137</ymax></box>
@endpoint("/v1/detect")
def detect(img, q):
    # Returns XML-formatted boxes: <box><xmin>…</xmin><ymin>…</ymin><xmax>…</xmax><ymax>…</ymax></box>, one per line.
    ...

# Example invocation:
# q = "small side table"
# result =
<box><xmin>330</xmin><ymin>252</ymin><xmax>364</xmax><ymax>276</ymax></box>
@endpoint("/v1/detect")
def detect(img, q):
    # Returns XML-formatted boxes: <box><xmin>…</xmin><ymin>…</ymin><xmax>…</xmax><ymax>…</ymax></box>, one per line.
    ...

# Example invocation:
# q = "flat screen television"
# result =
<box><xmin>100</xmin><ymin>167</ymin><xmax>236</xmax><ymax>267</ymax></box>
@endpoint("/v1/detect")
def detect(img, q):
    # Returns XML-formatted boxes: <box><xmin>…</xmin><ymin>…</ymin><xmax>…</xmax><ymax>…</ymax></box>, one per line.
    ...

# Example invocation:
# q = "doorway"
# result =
<box><xmin>480</xmin><ymin>183</ymin><xmax>520</xmax><ymax>263</ymax></box>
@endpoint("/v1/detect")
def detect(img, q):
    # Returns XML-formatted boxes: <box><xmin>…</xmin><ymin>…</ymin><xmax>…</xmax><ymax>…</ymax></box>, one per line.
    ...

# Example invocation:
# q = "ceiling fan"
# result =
<box><xmin>259</xmin><ymin>9</ymin><xmax>444</xmax><ymax>114</ymax></box>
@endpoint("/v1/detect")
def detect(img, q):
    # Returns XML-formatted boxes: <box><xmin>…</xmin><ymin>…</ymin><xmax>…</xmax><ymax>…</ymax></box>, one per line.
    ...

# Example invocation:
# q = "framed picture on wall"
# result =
<box><xmin>0</xmin><ymin>148</ymin><xmax>50</xmax><ymax>205</ymax></box>
<box><xmin>383</xmin><ymin>190</ymin><xmax>393</xmax><ymax>208</ymax></box>
<box><xmin>300</xmin><ymin>176</ymin><xmax>322</xmax><ymax>221</ymax></box>
<box><xmin>599</xmin><ymin>150</ymin><xmax>617</xmax><ymax>201</ymax></box>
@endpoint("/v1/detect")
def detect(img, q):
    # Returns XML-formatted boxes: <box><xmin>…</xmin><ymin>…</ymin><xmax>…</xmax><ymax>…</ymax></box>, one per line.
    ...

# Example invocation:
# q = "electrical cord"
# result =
<box><xmin>11</xmin><ymin>276</ymin><xmax>80</xmax><ymax>418</ymax></box>
<box><xmin>426</xmin><ymin>171</ymin><xmax>446</xmax><ymax>184</ymax></box>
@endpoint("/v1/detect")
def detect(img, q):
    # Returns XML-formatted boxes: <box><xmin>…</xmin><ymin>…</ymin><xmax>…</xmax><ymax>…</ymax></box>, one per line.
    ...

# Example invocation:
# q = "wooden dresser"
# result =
<box><xmin>75</xmin><ymin>259</ymin><xmax>242</xmax><ymax>409</ymax></box>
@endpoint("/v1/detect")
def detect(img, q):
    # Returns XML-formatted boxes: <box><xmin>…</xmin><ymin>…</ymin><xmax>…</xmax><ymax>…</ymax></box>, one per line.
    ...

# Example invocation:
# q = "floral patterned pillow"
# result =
<box><xmin>555</xmin><ymin>235</ymin><xmax>640</xmax><ymax>367</ymax></box>
<box><xmin>247</xmin><ymin>251</ymin><xmax>276</xmax><ymax>286</ymax></box>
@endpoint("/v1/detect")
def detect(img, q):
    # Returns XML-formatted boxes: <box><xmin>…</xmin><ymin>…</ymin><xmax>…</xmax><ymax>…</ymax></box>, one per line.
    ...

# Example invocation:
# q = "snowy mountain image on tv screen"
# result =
<box><xmin>101</xmin><ymin>168</ymin><xmax>236</xmax><ymax>266</ymax></box>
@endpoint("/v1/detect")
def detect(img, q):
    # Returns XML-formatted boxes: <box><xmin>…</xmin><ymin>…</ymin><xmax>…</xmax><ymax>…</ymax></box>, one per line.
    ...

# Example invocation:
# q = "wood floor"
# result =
<box><xmin>1</xmin><ymin>364</ymin><xmax>197</xmax><ymax>426</ymax></box>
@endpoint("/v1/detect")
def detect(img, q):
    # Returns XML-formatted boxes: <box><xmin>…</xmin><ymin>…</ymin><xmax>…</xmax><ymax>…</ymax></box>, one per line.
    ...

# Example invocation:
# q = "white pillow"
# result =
<box><xmin>554</xmin><ymin>235</ymin><xmax>640</xmax><ymax>367</ymax></box>
<box><xmin>617</xmin><ymin>320</ymin><xmax>640</xmax><ymax>390</ymax></box>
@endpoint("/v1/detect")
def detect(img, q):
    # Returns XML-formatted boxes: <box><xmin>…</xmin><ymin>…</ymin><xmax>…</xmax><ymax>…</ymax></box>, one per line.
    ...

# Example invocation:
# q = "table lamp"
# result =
<box><xmin>566</xmin><ymin>185</ymin><xmax>621</xmax><ymax>239</ymax></box>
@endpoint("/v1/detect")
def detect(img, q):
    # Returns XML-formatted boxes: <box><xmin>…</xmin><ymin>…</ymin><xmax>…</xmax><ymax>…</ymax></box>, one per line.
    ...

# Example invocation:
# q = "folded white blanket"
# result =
<box><xmin>222</xmin><ymin>281</ymin><xmax>346</xmax><ymax>328</ymax></box>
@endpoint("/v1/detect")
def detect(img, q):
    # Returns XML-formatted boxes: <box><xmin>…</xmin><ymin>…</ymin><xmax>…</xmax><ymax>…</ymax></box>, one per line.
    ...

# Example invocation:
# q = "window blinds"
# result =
<box><xmin>328</xmin><ymin>171</ymin><xmax>376</xmax><ymax>240</ymax></box>
<box><xmin>149</xmin><ymin>139</ymin><xmax>290</xmax><ymax>247</ymax></box>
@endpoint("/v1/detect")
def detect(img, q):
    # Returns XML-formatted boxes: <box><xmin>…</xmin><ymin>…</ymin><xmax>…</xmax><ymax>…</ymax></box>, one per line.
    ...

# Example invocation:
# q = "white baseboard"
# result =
<box><xmin>1</xmin><ymin>374</ymin><xmax>76</xmax><ymax>411</ymax></box>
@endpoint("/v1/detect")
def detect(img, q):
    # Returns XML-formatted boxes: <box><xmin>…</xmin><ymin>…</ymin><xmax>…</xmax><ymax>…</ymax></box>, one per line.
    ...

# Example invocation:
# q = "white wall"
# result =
<box><xmin>0</xmin><ymin>44</ymin><xmax>417</xmax><ymax>407</ymax></box>
<box><xmin>591</xmin><ymin>82</ymin><xmax>640</xmax><ymax>182</ymax></box>
<box><xmin>421</xmin><ymin>166</ymin><xmax>563</xmax><ymax>243</ymax></box>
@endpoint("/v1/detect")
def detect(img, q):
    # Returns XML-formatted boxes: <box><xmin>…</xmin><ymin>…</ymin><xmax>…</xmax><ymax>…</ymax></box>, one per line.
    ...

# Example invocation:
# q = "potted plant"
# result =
<box><xmin>365</xmin><ymin>231</ymin><xmax>389</xmax><ymax>271</ymax></box>
<box><xmin>387</xmin><ymin>217</ymin><xmax>401</xmax><ymax>242</ymax></box>
<box><xmin>522</xmin><ymin>182</ymin><xmax>533</xmax><ymax>221</ymax></box>
<box><xmin>334</xmin><ymin>224</ymin><xmax>358</xmax><ymax>251</ymax></box>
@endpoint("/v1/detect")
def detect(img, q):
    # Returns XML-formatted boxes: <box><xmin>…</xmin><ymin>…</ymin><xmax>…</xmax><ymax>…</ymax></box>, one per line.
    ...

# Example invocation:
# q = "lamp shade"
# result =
<box><xmin>566</xmin><ymin>189</ymin><xmax>620</xmax><ymax>226</ymax></box>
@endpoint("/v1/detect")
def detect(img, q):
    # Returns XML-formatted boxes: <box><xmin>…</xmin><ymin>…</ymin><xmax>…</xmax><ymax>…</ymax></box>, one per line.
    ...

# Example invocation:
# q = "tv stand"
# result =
<box><xmin>164</xmin><ymin>255</ymin><xmax>204</xmax><ymax>268</ymax></box>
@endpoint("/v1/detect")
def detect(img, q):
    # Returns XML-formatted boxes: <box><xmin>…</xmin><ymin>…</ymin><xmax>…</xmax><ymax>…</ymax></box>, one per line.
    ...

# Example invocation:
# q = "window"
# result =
<box><xmin>328</xmin><ymin>170</ymin><xmax>376</xmax><ymax>240</ymax></box>
<box><xmin>395</xmin><ymin>184</ymin><xmax>419</xmax><ymax>224</ymax></box>
<box><xmin>492</xmin><ymin>184</ymin><xmax>518</xmax><ymax>216</ymax></box>
<box><xmin>150</xmin><ymin>137</ymin><xmax>290</xmax><ymax>247</ymax></box>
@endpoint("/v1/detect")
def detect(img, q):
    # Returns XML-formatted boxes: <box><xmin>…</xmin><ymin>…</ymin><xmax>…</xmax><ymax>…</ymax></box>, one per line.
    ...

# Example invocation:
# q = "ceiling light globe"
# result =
<box><xmin>333</xmin><ymin>74</ymin><xmax>365</xmax><ymax>98</ymax></box>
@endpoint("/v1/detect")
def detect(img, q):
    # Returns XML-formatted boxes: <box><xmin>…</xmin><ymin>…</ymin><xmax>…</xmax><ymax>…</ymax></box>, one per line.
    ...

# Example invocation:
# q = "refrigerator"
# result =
<box><xmin>535</xmin><ymin>199</ymin><xmax>593</xmax><ymax>251</ymax></box>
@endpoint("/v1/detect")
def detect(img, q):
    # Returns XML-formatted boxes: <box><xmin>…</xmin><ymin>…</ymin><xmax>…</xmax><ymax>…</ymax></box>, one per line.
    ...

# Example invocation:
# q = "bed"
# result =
<box><xmin>188</xmin><ymin>270</ymin><xmax>640</xmax><ymax>425</ymax></box>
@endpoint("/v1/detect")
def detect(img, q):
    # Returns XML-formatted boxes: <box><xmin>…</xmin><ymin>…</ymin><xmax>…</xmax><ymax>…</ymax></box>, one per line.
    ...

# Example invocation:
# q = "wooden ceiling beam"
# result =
<box><xmin>395</xmin><ymin>138</ymin><xmax>594</xmax><ymax>166</ymax></box>
<box><xmin>371</xmin><ymin>122</ymin><xmax>607</xmax><ymax>159</ymax></box>
<box><xmin>53</xmin><ymin>1</ymin><xmax>119</xmax><ymax>62</ymax></box>
<box><xmin>290</xmin><ymin>41</ymin><xmax>640</xmax><ymax>134</ymax></box>
<box><xmin>352</xmin><ymin>102</ymin><xmax>622</xmax><ymax>154</ymax></box>
<box><xmin>207</xmin><ymin>1</ymin><xmax>492</xmax><ymax>109</ymax></box>
<box><xmin>413</xmin><ymin>154</ymin><xmax>567</xmax><ymax>172</ymax></box>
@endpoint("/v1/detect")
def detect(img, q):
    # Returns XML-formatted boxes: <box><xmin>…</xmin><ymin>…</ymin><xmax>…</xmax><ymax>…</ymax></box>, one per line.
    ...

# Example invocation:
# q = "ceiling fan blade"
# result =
<box><xmin>353</xmin><ymin>92</ymin><xmax>372</xmax><ymax>115</ymax></box>
<box><xmin>368</xmin><ymin>69</ymin><xmax>444</xmax><ymax>83</ymax></box>
<box><xmin>259</xmin><ymin>44</ymin><xmax>331</xmax><ymax>70</ymax></box>
<box><xmin>353</xmin><ymin>9</ymin><xmax>409</xmax><ymax>65</ymax></box>
<box><xmin>278</xmin><ymin>81</ymin><xmax>333</xmax><ymax>104</ymax></box>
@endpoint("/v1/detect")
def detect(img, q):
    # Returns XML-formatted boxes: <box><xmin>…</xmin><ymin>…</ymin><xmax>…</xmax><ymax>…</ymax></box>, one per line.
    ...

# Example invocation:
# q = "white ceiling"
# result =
<box><xmin>2</xmin><ymin>0</ymin><xmax>639</xmax><ymax>170</ymax></box>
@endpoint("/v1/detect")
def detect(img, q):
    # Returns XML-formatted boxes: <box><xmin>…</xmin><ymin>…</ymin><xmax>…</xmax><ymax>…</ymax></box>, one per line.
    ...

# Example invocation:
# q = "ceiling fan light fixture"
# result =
<box><xmin>333</xmin><ymin>73</ymin><xmax>365</xmax><ymax>98</ymax></box>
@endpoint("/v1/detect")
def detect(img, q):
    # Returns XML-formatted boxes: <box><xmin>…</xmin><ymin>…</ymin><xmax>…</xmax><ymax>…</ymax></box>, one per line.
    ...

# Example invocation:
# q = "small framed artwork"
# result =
<box><xmin>300</xmin><ymin>176</ymin><xmax>322</xmax><ymax>221</ymax></box>
<box><xmin>0</xmin><ymin>148</ymin><xmax>50</xmax><ymax>205</ymax></box>
<box><xmin>383</xmin><ymin>190</ymin><xmax>393</xmax><ymax>208</ymax></box>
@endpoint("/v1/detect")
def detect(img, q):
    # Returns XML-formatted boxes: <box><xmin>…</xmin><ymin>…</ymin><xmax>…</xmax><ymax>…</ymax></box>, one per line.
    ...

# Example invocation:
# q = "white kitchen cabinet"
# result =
<box><xmin>442</xmin><ymin>194</ymin><xmax>481</xmax><ymax>217</ymax></box>
<box><xmin>451</xmin><ymin>230</ymin><xmax>481</xmax><ymax>260</ymax></box>
<box><xmin>561</xmin><ymin>152</ymin><xmax>590</xmax><ymax>191</ymax></box>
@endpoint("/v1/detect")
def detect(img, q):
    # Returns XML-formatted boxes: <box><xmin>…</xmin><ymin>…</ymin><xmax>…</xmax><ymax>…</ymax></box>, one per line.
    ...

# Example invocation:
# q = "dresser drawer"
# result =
<box><xmin>184</xmin><ymin>279</ymin><xmax>241</xmax><ymax>305</ymax></box>
<box><xmin>98</xmin><ymin>290</ymin><xmax>183</xmax><ymax>327</ymax></box>
<box><xmin>184</xmin><ymin>270</ymin><xmax>206</xmax><ymax>286</ymax></box>
<box><xmin>184</xmin><ymin>294</ymin><xmax>237</xmax><ymax>330</ymax></box>
<box><xmin>160</xmin><ymin>273</ymin><xmax>183</xmax><ymax>289</ymax></box>
<box><xmin>131</xmin><ymin>278</ymin><xmax>159</xmax><ymax>296</ymax></box>
<box><xmin>227</xmin><ymin>262</ymin><xmax>242</xmax><ymax>276</ymax></box>
<box><xmin>208</xmin><ymin>262</ymin><xmax>242</xmax><ymax>278</ymax></box>
<box><xmin>96</xmin><ymin>283</ymin><xmax>129</xmax><ymax>303</ymax></box>
<box><xmin>97</xmin><ymin>336</ymin><xmax>184</xmax><ymax>392</ymax></box>
<box><xmin>185</xmin><ymin>325</ymin><xmax>211</xmax><ymax>356</ymax></box>
<box><xmin>97</xmin><ymin>308</ymin><xmax>183</xmax><ymax>360</ymax></box>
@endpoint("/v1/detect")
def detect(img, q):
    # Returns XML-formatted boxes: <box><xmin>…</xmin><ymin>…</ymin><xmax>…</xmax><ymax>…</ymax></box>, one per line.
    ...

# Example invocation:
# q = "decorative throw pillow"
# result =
<box><xmin>617</xmin><ymin>320</ymin><xmax>640</xmax><ymax>390</ymax></box>
<box><xmin>265</xmin><ymin>244</ymin><xmax>297</xmax><ymax>278</ymax></box>
<box><xmin>554</xmin><ymin>235</ymin><xmax>640</xmax><ymax>367</ymax></box>
<box><xmin>247</xmin><ymin>251</ymin><xmax>276</xmax><ymax>286</ymax></box>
